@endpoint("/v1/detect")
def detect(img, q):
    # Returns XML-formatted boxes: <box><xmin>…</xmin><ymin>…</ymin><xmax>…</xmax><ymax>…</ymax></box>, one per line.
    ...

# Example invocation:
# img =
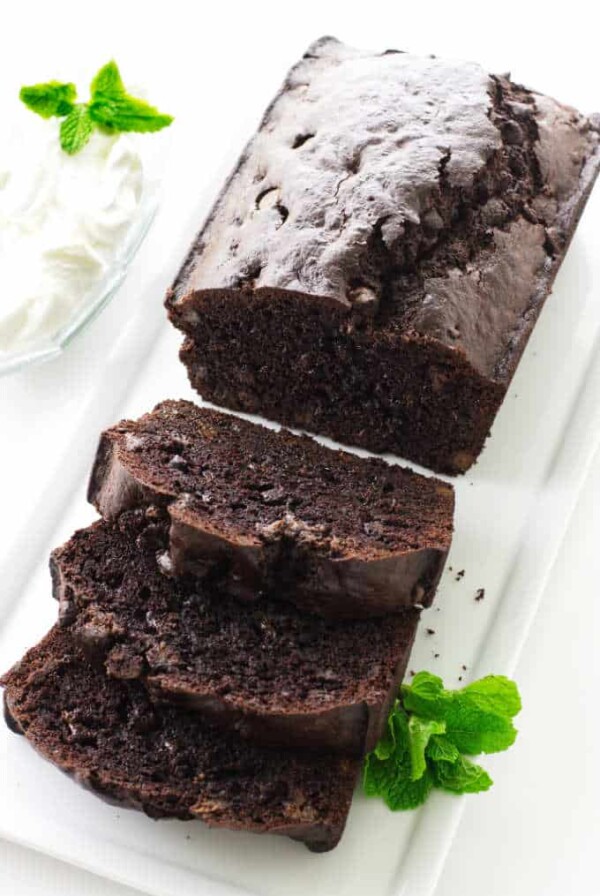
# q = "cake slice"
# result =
<box><xmin>166</xmin><ymin>37</ymin><xmax>600</xmax><ymax>474</ymax></box>
<box><xmin>88</xmin><ymin>400</ymin><xmax>454</xmax><ymax>619</ymax></box>
<box><xmin>1</xmin><ymin>627</ymin><xmax>358</xmax><ymax>851</ymax></box>
<box><xmin>51</xmin><ymin>510</ymin><xmax>419</xmax><ymax>757</ymax></box>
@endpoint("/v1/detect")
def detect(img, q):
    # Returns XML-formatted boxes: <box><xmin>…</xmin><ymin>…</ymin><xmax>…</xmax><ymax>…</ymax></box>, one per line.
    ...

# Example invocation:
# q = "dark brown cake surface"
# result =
<box><xmin>88</xmin><ymin>400</ymin><xmax>454</xmax><ymax>618</ymax></box>
<box><xmin>0</xmin><ymin>627</ymin><xmax>358</xmax><ymax>851</ymax></box>
<box><xmin>51</xmin><ymin>511</ymin><xmax>420</xmax><ymax>755</ymax></box>
<box><xmin>167</xmin><ymin>37</ymin><xmax>600</xmax><ymax>474</ymax></box>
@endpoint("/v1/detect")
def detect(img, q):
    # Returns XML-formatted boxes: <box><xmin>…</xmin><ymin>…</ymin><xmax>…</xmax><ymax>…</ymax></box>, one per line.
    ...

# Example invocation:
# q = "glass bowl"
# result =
<box><xmin>0</xmin><ymin>132</ymin><xmax>168</xmax><ymax>378</ymax></box>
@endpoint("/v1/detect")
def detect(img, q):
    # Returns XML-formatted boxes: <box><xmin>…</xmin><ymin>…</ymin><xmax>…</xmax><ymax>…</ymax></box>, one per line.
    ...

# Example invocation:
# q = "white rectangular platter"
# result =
<box><xmin>0</xmin><ymin>133</ymin><xmax>599</xmax><ymax>896</ymax></box>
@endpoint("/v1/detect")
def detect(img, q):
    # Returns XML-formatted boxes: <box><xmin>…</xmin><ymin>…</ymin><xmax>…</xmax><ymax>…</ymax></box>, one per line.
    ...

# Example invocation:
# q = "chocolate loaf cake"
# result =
<box><xmin>1</xmin><ymin>627</ymin><xmax>358</xmax><ymax>851</ymax></box>
<box><xmin>51</xmin><ymin>510</ymin><xmax>420</xmax><ymax>756</ymax></box>
<box><xmin>166</xmin><ymin>37</ymin><xmax>600</xmax><ymax>474</ymax></box>
<box><xmin>88</xmin><ymin>401</ymin><xmax>454</xmax><ymax>619</ymax></box>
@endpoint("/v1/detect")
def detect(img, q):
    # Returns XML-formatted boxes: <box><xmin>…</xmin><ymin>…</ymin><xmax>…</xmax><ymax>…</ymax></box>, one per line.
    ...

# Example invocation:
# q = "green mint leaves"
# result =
<box><xmin>88</xmin><ymin>61</ymin><xmax>174</xmax><ymax>135</ymax></box>
<box><xmin>60</xmin><ymin>105</ymin><xmax>93</xmax><ymax>155</ymax></box>
<box><xmin>363</xmin><ymin>709</ymin><xmax>434</xmax><ymax>810</ymax></box>
<box><xmin>407</xmin><ymin>716</ymin><xmax>446</xmax><ymax>781</ymax></box>
<box><xmin>363</xmin><ymin>671</ymin><xmax>521</xmax><ymax>811</ymax></box>
<box><xmin>431</xmin><ymin>754</ymin><xmax>493</xmax><ymax>794</ymax></box>
<box><xmin>20</xmin><ymin>61</ymin><xmax>173</xmax><ymax>155</ymax></box>
<box><xmin>19</xmin><ymin>82</ymin><xmax>77</xmax><ymax>119</ymax></box>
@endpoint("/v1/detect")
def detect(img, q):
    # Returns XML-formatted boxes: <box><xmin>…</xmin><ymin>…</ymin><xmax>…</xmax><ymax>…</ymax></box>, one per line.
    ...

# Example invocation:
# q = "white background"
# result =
<box><xmin>1</xmin><ymin>1</ymin><xmax>599</xmax><ymax>894</ymax></box>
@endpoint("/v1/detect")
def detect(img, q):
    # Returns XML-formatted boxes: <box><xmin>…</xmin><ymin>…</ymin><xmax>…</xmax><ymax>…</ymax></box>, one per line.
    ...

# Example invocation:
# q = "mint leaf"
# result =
<box><xmin>90</xmin><ymin>95</ymin><xmax>173</xmax><ymax>134</ymax></box>
<box><xmin>459</xmin><ymin>676</ymin><xmax>522</xmax><ymax>718</ymax></box>
<box><xmin>89</xmin><ymin>60</ymin><xmax>173</xmax><ymax>134</ymax></box>
<box><xmin>442</xmin><ymin>677</ymin><xmax>521</xmax><ymax>755</ymax></box>
<box><xmin>401</xmin><ymin>671</ymin><xmax>447</xmax><ymax>719</ymax></box>
<box><xmin>363</xmin><ymin>753</ymin><xmax>434</xmax><ymax>810</ymax></box>
<box><xmin>431</xmin><ymin>754</ymin><xmax>493</xmax><ymax>794</ymax></box>
<box><xmin>443</xmin><ymin>694</ymin><xmax>518</xmax><ymax>755</ymax></box>
<box><xmin>90</xmin><ymin>60</ymin><xmax>125</xmax><ymax>99</ymax></box>
<box><xmin>373</xmin><ymin>701</ymin><xmax>399</xmax><ymax>760</ymax></box>
<box><xmin>364</xmin><ymin>710</ymin><xmax>433</xmax><ymax>810</ymax></box>
<box><xmin>407</xmin><ymin>716</ymin><xmax>445</xmax><ymax>781</ymax></box>
<box><xmin>20</xmin><ymin>81</ymin><xmax>76</xmax><ymax>118</ymax></box>
<box><xmin>60</xmin><ymin>106</ymin><xmax>93</xmax><ymax>155</ymax></box>
<box><xmin>426</xmin><ymin>734</ymin><xmax>460</xmax><ymax>764</ymax></box>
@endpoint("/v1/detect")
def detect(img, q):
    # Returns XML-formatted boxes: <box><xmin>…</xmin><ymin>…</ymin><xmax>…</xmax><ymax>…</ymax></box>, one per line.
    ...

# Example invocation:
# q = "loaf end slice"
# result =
<box><xmin>1</xmin><ymin>626</ymin><xmax>359</xmax><ymax>852</ymax></box>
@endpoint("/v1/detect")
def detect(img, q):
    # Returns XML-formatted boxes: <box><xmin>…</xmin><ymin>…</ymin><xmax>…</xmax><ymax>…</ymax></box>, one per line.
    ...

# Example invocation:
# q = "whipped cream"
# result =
<box><xmin>0</xmin><ymin>114</ymin><xmax>143</xmax><ymax>352</ymax></box>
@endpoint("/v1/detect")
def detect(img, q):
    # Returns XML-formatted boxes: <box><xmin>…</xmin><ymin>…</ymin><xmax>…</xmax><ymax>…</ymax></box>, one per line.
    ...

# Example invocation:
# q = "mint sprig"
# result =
<box><xmin>363</xmin><ymin>671</ymin><xmax>521</xmax><ymax>810</ymax></box>
<box><xmin>20</xmin><ymin>61</ymin><xmax>173</xmax><ymax>155</ymax></box>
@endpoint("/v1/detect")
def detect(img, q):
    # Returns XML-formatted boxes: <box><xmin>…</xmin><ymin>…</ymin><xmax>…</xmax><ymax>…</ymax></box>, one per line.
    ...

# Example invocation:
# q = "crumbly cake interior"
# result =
<box><xmin>176</xmin><ymin>324</ymin><xmax>499</xmax><ymax>475</ymax></box>
<box><xmin>105</xmin><ymin>401</ymin><xmax>453</xmax><ymax>557</ymax></box>
<box><xmin>1</xmin><ymin>627</ymin><xmax>357</xmax><ymax>848</ymax></box>
<box><xmin>53</xmin><ymin>511</ymin><xmax>419</xmax><ymax>714</ymax></box>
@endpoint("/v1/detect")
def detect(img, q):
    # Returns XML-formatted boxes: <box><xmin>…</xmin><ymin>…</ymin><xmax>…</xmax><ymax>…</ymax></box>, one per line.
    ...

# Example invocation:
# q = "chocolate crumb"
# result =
<box><xmin>458</xmin><ymin>676</ymin><xmax>463</xmax><ymax>681</ymax></box>
<box><xmin>455</xmin><ymin>569</ymin><xmax>465</xmax><ymax>581</ymax></box>
<box><xmin>409</xmin><ymin>670</ymin><xmax>415</xmax><ymax>677</ymax></box>
<box><xmin>434</xmin><ymin>653</ymin><xmax>440</xmax><ymax>658</ymax></box>
<box><xmin>426</xmin><ymin>628</ymin><xmax>435</xmax><ymax>635</ymax></box>
<box><xmin>461</xmin><ymin>664</ymin><xmax>467</xmax><ymax>671</ymax></box>
<box><xmin>475</xmin><ymin>588</ymin><xmax>485</xmax><ymax>601</ymax></box>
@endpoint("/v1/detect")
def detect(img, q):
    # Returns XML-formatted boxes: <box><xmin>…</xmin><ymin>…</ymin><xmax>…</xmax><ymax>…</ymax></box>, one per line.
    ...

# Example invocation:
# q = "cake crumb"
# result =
<box><xmin>434</xmin><ymin>653</ymin><xmax>440</xmax><ymax>658</ymax></box>
<box><xmin>458</xmin><ymin>676</ymin><xmax>463</xmax><ymax>681</ymax></box>
<box><xmin>426</xmin><ymin>628</ymin><xmax>435</xmax><ymax>636</ymax></box>
<box><xmin>455</xmin><ymin>569</ymin><xmax>465</xmax><ymax>581</ymax></box>
<box><xmin>409</xmin><ymin>670</ymin><xmax>415</xmax><ymax>677</ymax></box>
<box><xmin>475</xmin><ymin>588</ymin><xmax>485</xmax><ymax>602</ymax></box>
<box><xmin>461</xmin><ymin>664</ymin><xmax>467</xmax><ymax>671</ymax></box>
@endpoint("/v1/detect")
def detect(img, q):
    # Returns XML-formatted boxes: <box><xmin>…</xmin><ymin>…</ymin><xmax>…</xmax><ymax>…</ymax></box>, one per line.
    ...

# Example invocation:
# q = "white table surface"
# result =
<box><xmin>2</xmin><ymin>2</ymin><xmax>599</xmax><ymax>894</ymax></box>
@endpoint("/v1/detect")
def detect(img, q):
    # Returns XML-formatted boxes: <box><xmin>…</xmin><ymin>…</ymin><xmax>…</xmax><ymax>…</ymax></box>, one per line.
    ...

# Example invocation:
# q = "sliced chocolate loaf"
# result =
<box><xmin>88</xmin><ymin>401</ymin><xmax>454</xmax><ymax>619</ymax></box>
<box><xmin>51</xmin><ymin>510</ymin><xmax>420</xmax><ymax>756</ymax></box>
<box><xmin>166</xmin><ymin>37</ymin><xmax>600</xmax><ymax>474</ymax></box>
<box><xmin>1</xmin><ymin>627</ymin><xmax>358</xmax><ymax>851</ymax></box>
